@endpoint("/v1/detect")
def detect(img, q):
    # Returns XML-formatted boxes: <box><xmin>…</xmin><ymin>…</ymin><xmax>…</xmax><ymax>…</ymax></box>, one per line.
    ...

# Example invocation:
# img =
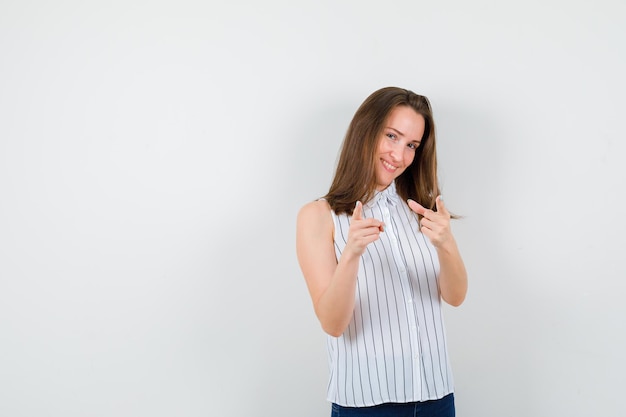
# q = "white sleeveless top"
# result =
<box><xmin>326</xmin><ymin>182</ymin><xmax>454</xmax><ymax>407</ymax></box>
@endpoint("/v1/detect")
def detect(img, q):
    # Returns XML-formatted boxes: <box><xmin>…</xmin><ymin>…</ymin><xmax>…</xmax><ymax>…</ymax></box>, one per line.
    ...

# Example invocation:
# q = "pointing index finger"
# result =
<box><xmin>407</xmin><ymin>199</ymin><xmax>426</xmax><ymax>216</ymax></box>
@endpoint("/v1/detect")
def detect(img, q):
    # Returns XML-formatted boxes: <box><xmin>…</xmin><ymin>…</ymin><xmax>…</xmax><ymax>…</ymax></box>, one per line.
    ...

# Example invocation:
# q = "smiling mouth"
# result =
<box><xmin>382</xmin><ymin>159</ymin><xmax>398</xmax><ymax>171</ymax></box>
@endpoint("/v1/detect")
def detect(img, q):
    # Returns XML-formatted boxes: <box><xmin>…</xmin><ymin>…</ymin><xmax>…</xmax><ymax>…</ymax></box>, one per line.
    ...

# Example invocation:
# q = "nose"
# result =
<box><xmin>389</xmin><ymin>141</ymin><xmax>403</xmax><ymax>161</ymax></box>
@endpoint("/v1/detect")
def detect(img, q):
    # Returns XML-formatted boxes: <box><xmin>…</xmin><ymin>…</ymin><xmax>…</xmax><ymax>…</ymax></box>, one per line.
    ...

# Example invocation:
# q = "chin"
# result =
<box><xmin>376</xmin><ymin>181</ymin><xmax>393</xmax><ymax>190</ymax></box>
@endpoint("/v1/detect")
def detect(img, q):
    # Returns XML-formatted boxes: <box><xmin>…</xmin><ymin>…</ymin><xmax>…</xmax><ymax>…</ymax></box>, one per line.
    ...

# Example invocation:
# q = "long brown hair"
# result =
<box><xmin>324</xmin><ymin>87</ymin><xmax>440</xmax><ymax>216</ymax></box>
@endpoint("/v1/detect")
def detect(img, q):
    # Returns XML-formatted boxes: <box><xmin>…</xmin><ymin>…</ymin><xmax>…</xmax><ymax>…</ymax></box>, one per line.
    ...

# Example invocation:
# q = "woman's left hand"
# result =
<box><xmin>408</xmin><ymin>196</ymin><xmax>467</xmax><ymax>306</ymax></box>
<box><xmin>407</xmin><ymin>196</ymin><xmax>452</xmax><ymax>248</ymax></box>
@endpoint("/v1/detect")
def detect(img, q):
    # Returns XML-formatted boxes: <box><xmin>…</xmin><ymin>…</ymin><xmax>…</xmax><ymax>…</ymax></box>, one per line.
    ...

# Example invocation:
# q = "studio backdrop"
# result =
<box><xmin>1</xmin><ymin>1</ymin><xmax>624</xmax><ymax>416</ymax></box>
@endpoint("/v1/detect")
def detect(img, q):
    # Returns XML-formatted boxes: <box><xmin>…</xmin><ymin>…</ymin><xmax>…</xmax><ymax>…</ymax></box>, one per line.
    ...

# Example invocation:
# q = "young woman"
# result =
<box><xmin>296</xmin><ymin>87</ymin><xmax>467</xmax><ymax>417</ymax></box>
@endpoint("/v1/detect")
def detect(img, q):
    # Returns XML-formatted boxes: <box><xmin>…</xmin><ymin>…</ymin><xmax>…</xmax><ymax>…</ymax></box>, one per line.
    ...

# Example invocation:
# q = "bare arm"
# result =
<box><xmin>296</xmin><ymin>200</ymin><xmax>384</xmax><ymax>336</ymax></box>
<box><xmin>407</xmin><ymin>196</ymin><xmax>468</xmax><ymax>306</ymax></box>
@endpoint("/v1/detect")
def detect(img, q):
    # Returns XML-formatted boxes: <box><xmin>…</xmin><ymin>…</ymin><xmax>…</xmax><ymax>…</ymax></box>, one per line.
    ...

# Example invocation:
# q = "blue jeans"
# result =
<box><xmin>330</xmin><ymin>394</ymin><xmax>455</xmax><ymax>417</ymax></box>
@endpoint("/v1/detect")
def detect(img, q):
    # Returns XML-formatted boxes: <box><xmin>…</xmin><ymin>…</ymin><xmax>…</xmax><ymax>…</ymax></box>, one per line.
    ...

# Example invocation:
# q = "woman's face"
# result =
<box><xmin>375</xmin><ymin>105</ymin><xmax>425</xmax><ymax>191</ymax></box>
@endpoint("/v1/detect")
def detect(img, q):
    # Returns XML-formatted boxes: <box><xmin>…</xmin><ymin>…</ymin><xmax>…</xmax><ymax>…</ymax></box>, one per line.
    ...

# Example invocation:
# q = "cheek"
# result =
<box><xmin>378</xmin><ymin>140</ymin><xmax>391</xmax><ymax>154</ymax></box>
<box><xmin>405</xmin><ymin>150</ymin><xmax>416</xmax><ymax>166</ymax></box>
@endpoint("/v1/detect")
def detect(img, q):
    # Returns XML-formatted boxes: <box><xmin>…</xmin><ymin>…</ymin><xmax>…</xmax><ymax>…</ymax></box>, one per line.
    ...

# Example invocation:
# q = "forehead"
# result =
<box><xmin>385</xmin><ymin>105</ymin><xmax>426</xmax><ymax>139</ymax></box>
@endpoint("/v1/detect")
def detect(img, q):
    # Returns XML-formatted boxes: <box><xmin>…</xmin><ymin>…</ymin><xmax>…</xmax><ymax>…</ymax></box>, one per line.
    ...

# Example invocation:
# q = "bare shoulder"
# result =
<box><xmin>298</xmin><ymin>199</ymin><xmax>331</xmax><ymax>222</ymax></box>
<box><xmin>297</xmin><ymin>199</ymin><xmax>333</xmax><ymax>241</ymax></box>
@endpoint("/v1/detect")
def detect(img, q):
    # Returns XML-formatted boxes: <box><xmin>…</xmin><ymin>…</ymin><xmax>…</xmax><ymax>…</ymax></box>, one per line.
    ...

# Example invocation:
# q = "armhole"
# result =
<box><xmin>317</xmin><ymin>198</ymin><xmax>337</xmax><ymax>241</ymax></box>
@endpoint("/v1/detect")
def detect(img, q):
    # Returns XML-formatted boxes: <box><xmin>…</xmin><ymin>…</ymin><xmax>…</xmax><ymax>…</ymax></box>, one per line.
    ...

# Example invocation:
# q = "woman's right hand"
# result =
<box><xmin>345</xmin><ymin>201</ymin><xmax>385</xmax><ymax>257</ymax></box>
<box><xmin>297</xmin><ymin>199</ymin><xmax>385</xmax><ymax>336</ymax></box>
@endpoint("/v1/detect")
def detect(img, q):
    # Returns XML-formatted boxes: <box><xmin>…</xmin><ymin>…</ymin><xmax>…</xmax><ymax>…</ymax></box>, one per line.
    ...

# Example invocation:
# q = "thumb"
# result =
<box><xmin>435</xmin><ymin>195</ymin><xmax>448</xmax><ymax>214</ymax></box>
<box><xmin>352</xmin><ymin>201</ymin><xmax>363</xmax><ymax>220</ymax></box>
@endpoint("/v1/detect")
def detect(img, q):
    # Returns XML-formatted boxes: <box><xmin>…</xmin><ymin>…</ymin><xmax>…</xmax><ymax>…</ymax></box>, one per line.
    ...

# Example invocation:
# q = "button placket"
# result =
<box><xmin>385</xmin><ymin>202</ymin><xmax>422</xmax><ymax>393</ymax></box>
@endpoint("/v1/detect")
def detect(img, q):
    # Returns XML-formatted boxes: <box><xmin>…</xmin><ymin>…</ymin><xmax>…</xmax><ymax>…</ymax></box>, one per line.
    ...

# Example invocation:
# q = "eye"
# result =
<box><xmin>408</xmin><ymin>142</ymin><xmax>420</xmax><ymax>150</ymax></box>
<box><xmin>386</xmin><ymin>133</ymin><xmax>397</xmax><ymax>141</ymax></box>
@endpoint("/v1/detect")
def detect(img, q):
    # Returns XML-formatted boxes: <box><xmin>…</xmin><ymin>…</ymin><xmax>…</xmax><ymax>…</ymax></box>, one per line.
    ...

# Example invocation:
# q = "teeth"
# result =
<box><xmin>382</xmin><ymin>160</ymin><xmax>397</xmax><ymax>170</ymax></box>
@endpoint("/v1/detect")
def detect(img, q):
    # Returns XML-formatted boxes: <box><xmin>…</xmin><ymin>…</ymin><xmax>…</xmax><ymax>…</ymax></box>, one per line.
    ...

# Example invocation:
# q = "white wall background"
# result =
<box><xmin>1</xmin><ymin>1</ymin><xmax>625</xmax><ymax>416</ymax></box>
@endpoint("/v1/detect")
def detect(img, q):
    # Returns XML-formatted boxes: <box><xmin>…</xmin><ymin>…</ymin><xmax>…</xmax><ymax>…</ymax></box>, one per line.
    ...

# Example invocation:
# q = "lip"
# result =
<box><xmin>381</xmin><ymin>159</ymin><xmax>398</xmax><ymax>172</ymax></box>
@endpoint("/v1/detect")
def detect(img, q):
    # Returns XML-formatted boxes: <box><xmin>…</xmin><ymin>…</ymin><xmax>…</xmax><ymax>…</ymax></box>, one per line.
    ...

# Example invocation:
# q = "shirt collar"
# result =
<box><xmin>365</xmin><ymin>181</ymin><xmax>400</xmax><ymax>209</ymax></box>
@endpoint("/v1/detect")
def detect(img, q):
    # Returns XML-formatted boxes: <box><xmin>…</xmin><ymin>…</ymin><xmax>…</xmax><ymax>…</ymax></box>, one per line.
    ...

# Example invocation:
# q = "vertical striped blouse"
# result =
<box><xmin>326</xmin><ymin>182</ymin><xmax>453</xmax><ymax>407</ymax></box>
